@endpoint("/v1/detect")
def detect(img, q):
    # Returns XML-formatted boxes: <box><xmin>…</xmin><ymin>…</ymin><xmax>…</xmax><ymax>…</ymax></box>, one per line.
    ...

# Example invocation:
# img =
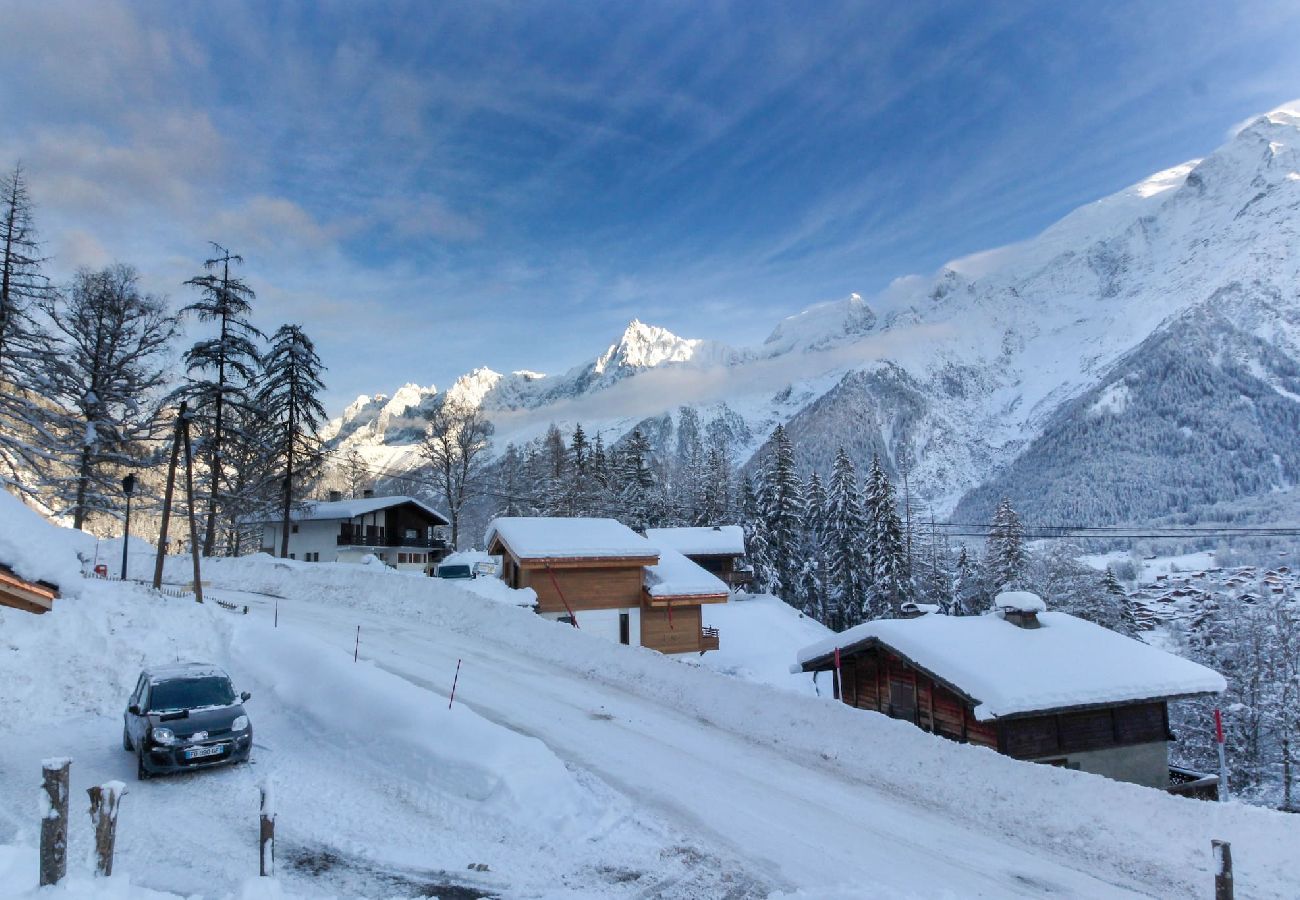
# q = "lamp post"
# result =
<box><xmin>120</xmin><ymin>473</ymin><xmax>137</xmax><ymax>580</ymax></box>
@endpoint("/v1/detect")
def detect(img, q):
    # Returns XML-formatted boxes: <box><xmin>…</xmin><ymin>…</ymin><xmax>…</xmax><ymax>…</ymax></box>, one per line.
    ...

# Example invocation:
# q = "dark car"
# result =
<box><xmin>123</xmin><ymin>662</ymin><xmax>253</xmax><ymax>780</ymax></box>
<box><xmin>436</xmin><ymin>563</ymin><xmax>474</xmax><ymax>579</ymax></box>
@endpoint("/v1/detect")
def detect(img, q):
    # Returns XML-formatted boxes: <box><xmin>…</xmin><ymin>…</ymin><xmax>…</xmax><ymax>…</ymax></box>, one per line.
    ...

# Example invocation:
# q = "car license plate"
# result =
<box><xmin>184</xmin><ymin>745</ymin><xmax>223</xmax><ymax>760</ymax></box>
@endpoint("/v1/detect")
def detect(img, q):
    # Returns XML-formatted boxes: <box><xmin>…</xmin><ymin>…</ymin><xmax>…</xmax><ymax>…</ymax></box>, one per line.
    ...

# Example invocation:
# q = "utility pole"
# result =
<box><xmin>152</xmin><ymin>403</ymin><xmax>186</xmax><ymax>590</ymax></box>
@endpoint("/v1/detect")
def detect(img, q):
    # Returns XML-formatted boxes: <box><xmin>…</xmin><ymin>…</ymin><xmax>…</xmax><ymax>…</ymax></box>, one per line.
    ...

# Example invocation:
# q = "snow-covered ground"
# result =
<box><xmin>4</xmin><ymin>502</ymin><xmax>1300</xmax><ymax>897</ymax></box>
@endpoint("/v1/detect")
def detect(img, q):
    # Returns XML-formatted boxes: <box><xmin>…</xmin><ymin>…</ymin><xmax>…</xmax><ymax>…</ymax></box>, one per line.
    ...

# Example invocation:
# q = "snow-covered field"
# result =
<box><xmin>3</xmin><ymin>500</ymin><xmax>1300</xmax><ymax>898</ymax></box>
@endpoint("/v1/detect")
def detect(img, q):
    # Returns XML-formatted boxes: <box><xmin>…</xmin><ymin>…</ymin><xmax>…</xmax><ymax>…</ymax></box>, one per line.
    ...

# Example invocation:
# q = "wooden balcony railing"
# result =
<box><xmin>337</xmin><ymin>533</ymin><xmax>446</xmax><ymax>549</ymax></box>
<box><xmin>699</xmin><ymin>626</ymin><xmax>720</xmax><ymax>653</ymax></box>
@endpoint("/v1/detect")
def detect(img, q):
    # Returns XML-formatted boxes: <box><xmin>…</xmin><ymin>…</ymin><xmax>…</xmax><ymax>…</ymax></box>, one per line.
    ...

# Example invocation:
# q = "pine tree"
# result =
<box><xmin>863</xmin><ymin>454</ymin><xmax>906</xmax><ymax>619</ymax></box>
<box><xmin>343</xmin><ymin>446</ymin><xmax>370</xmax><ymax>498</ymax></box>
<box><xmin>39</xmin><ymin>264</ymin><xmax>178</xmax><ymax>529</ymax></box>
<box><xmin>739</xmin><ymin>474</ymin><xmax>772</xmax><ymax>592</ymax></box>
<box><xmin>1103</xmin><ymin>567</ymin><xmax>1139</xmax><ymax>635</ymax></box>
<box><xmin>258</xmin><ymin>325</ymin><xmax>327</xmax><ymax>558</ymax></box>
<box><xmin>178</xmin><ymin>244</ymin><xmax>263</xmax><ymax>555</ymax></box>
<box><xmin>0</xmin><ymin>163</ymin><xmax>56</xmax><ymax>490</ymax></box>
<box><xmin>496</xmin><ymin>443</ymin><xmax>527</xmax><ymax>517</ymax></box>
<box><xmin>756</xmin><ymin>425</ymin><xmax>805</xmax><ymax>601</ymax></box>
<box><xmin>952</xmin><ymin>545</ymin><xmax>977</xmax><ymax>615</ymax></box>
<box><xmin>916</xmin><ymin>512</ymin><xmax>954</xmax><ymax>615</ymax></box>
<box><xmin>985</xmin><ymin>496</ymin><xmax>1027</xmax><ymax>593</ymax></box>
<box><xmin>616</xmin><ymin>428</ymin><xmax>658</xmax><ymax>530</ymax></box>
<box><xmin>824</xmin><ymin>449</ymin><xmax>867</xmax><ymax>629</ymax></box>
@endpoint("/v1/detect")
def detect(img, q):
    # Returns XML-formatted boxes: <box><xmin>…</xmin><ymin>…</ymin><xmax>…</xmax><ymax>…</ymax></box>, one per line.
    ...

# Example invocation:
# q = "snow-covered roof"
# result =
<box><xmin>643</xmin><ymin>545</ymin><xmax>729</xmax><ymax>599</ymax></box>
<box><xmin>994</xmin><ymin>591</ymin><xmax>1046</xmax><ymax>613</ymax></box>
<box><xmin>795</xmin><ymin>612</ymin><xmax>1225</xmax><ymax>721</ymax></box>
<box><xmin>645</xmin><ymin>525</ymin><xmax>745</xmax><ymax>557</ymax></box>
<box><xmin>247</xmin><ymin>495</ymin><xmax>449</xmax><ymax>525</ymax></box>
<box><xmin>485</xmin><ymin>517</ymin><xmax>659</xmax><ymax>561</ymax></box>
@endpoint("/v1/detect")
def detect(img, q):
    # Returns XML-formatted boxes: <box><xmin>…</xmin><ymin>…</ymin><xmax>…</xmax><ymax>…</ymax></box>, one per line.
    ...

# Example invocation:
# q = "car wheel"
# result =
<box><xmin>123</xmin><ymin>725</ymin><xmax>133</xmax><ymax>752</ymax></box>
<box><xmin>136</xmin><ymin>750</ymin><xmax>150</xmax><ymax>781</ymax></box>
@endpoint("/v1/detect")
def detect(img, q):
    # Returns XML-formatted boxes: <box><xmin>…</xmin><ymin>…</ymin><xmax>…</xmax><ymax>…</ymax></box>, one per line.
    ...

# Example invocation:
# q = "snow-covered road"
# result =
<box><xmin>269</xmin><ymin>588</ymin><xmax>1147</xmax><ymax>898</ymax></box>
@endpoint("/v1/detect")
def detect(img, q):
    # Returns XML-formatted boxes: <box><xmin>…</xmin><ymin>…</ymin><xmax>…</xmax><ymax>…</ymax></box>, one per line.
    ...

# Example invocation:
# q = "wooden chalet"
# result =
<box><xmin>486</xmin><ymin>517</ymin><xmax>726</xmax><ymax>655</ymax></box>
<box><xmin>0</xmin><ymin>562</ymin><xmax>60</xmax><ymax>615</ymax></box>
<box><xmin>645</xmin><ymin>525</ymin><xmax>750</xmax><ymax>589</ymax></box>
<box><xmin>795</xmin><ymin>593</ymin><xmax>1226</xmax><ymax>796</ymax></box>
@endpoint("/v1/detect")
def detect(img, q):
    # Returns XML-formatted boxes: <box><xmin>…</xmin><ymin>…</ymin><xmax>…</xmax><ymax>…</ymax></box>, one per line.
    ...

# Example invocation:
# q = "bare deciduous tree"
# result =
<box><xmin>419</xmin><ymin>398</ymin><xmax>493</xmax><ymax>548</ymax></box>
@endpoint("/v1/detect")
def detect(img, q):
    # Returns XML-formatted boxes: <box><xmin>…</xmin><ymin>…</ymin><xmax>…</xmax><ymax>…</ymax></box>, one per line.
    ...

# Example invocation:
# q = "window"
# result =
<box><xmin>291</xmin><ymin>524</ymin><xmax>299</xmax><ymax>534</ymax></box>
<box><xmin>398</xmin><ymin>553</ymin><xmax>408</xmax><ymax>564</ymax></box>
<box><xmin>888</xmin><ymin>678</ymin><xmax>917</xmax><ymax>723</ymax></box>
<box><xmin>619</xmin><ymin>612</ymin><xmax>630</xmax><ymax>645</ymax></box>
<box><xmin>289</xmin><ymin>553</ymin><xmax>296</xmax><ymax>560</ymax></box>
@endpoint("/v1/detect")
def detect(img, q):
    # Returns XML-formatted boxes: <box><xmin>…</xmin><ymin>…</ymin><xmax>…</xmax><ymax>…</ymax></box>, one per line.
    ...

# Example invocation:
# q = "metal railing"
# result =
<box><xmin>336</xmin><ymin>534</ymin><xmax>446</xmax><ymax>549</ymax></box>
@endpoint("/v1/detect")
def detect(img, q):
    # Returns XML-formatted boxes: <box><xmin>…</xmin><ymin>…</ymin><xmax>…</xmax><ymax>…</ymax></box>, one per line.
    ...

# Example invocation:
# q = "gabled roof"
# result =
<box><xmin>645</xmin><ymin>525</ymin><xmax>745</xmax><ymax>557</ymax></box>
<box><xmin>643</xmin><ymin>544</ymin><xmax>729</xmax><ymax>600</ymax></box>
<box><xmin>484</xmin><ymin>517</ymin><xmax>659</xmax><ymax>561</ymax></box>
<box><xmin>796</xmin><ymin>611</ymin><xmax>1225</xmax><ymax>721</ymax></box>
<box><xmin>246</xmin><ymin>495</ymin><xmax>449</xmax><ymax>526</ymax></box>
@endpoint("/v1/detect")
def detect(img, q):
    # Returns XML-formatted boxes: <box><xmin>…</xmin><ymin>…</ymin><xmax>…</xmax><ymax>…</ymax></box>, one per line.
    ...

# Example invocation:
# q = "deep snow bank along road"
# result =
<box><xmin>274</xmin><ymin>591</ymin><xmax>1149</xmax><ymax>898</ymax></box>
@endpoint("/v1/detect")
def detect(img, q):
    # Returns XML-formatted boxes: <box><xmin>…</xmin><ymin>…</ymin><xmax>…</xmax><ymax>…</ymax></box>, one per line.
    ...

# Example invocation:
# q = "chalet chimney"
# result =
<box><xmin>328</xmin><ymin>490</ymin><xmax>342</xmax><ymax>503</ymax></box>
<box><xmin>899</xmin><ymin>601</ymin><xmax>924</xmax><ymax>619</ymax></box>
<box><xmin>363</xmin><ymin>489</ymin><xmax>375</xmax><ymax>499</ymax></box>
<box><xmin>994</xmin><ymin>591</ymin><xmax>1046</xmax><ymax>629</ymax></box>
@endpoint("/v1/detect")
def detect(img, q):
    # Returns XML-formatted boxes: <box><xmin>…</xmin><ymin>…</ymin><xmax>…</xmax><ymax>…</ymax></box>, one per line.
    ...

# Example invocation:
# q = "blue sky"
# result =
<box><xmin>3</xmin><ymin>1</ymin><xmax>1300</xmax><ymax>411</ymax></box>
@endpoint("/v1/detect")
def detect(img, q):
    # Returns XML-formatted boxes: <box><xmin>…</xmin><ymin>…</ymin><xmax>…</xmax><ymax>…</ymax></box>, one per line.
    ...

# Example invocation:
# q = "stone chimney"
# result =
<box><xmin>362</xmin><ymin>488</ymin><xmax>376</xmax><ymax>499</ymax></box>
<box><xmin>994</xmin><ymin>591</ymin><xmax>1046</xmax><ymax>629</ymax></box>
<box><xmin>328</xmin><ymin>490</ymin><xmax>343</xmax><ymax>503</ymax></box>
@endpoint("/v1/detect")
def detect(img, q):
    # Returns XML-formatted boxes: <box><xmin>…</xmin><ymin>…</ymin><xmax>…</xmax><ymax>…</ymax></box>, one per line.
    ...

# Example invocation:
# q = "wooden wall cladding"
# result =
<box><xmin>520</xmin><ymin>565</ymin><xmax>644</xmax><ymax>613</ymax></box>
<box><xmin>640</xmin><ymin>603</ymin><xmax>703</xmax><ymax>654</ymax></box>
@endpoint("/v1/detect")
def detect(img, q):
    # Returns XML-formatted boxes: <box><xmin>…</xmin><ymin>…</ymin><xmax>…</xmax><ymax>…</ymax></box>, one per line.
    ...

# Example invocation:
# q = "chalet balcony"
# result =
<box><xmin>1167</xmin><ymin>765</ymin><xmax>1219</xmax><ymax>801</ymax></box>
<box><xmin>337</xmin><ymin>533</ymin><xmax>447</xmax><ymax>550</ymax></box>
<box><xmin>699</xmin><ymin>626</ymin><xmax>720</xmax><ymax>653</ymax></box>
<box><xmin>723</xmin><ymin>570</ymin><xmax>754</xmax><ymax>588</ymax></box>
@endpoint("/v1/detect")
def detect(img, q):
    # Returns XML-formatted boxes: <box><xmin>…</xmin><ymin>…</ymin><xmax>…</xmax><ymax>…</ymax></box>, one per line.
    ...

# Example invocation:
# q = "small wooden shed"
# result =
<box><xmin>0</xmin><ymin>563</ymin><xmax>60</xmax><ymax>615</ymax></box>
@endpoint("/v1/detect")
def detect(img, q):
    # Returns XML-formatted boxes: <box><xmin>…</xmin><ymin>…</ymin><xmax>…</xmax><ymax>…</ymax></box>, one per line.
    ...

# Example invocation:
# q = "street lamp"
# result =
<box><xmin>121</xmin><ymin>473</ymin><xmax>137</xmax><ymax>580</ymax></box>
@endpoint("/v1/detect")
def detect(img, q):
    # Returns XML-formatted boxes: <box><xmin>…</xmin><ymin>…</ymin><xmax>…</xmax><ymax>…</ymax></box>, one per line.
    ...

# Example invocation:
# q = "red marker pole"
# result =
<box><xmin>1214</xmin><ymin>708</ymin><xmax>1230</xmax><ymax>802</ymax></box>
<box><xmin>448</xmin><ymin>659</ymin><xmax>462</xmax><ymax>710</ymax></box>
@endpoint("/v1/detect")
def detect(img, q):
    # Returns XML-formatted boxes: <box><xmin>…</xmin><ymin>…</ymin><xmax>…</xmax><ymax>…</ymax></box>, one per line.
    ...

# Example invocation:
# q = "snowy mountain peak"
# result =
<box><xmin>588</xmin><ymin>319</ymin><xmax>736</xmax><ymax>377</ymax></box>
<box><xmin>445</xmin><ymin>367</ymin><xmax>504</xmax><ymax>408</ymax></box>
<box><xmin>763</xmin><ymin>293</ymin><xmax>877</xmax><ymax>355</ymax></box>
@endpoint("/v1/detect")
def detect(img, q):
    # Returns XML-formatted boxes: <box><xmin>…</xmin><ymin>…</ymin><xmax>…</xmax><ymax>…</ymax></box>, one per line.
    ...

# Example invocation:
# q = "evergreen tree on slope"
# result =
<box><xmin>258</xmin><ymin>324</ymin><xmax>327</xmax><ymax>558</ymax></box>
<box><xmin>756</xmin><ymin>425</ymin><xmax>805</xmax><ymax>602</ymax></box>
<box><xmin>177</xmin><ymin>244</ymin><xmax>263</xmax><ymax>555</ymax></box>
<box><xmin>825</xmin><ymin>448</ymin><xmax>867</xmax><ymax>630</ymax></box>
<box><xmin>985</xmin><ymin>496</ymin><xmax>1028</xmax><ymax>593</ymax></box>
<box><xmin>863</xmin><ymin>453</ymin><xmax>906</xmax><ymax>620</ymax></box>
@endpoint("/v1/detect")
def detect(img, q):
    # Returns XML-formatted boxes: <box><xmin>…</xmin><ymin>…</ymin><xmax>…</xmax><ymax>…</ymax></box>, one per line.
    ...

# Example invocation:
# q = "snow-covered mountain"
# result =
<box><xmin>327</xmin><ymin>100</ymin><xmax>1300</xmax><ymax>524</ymax></box>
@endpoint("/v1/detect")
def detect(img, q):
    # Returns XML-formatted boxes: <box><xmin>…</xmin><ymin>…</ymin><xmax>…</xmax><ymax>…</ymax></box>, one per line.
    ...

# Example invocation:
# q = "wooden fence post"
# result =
<box><xmin>1213</xmin><ymin>839</ymin><xmax>1233</xmax><ymax>900</ymax></box>
<box><xmin>259</xmin><ymin>781</ymin><xmax>276</xmax><ymax>877</ymax></box>
<box><xmin>39</xmin><ymin>757</ymin><xmax>71</xmax><ymax>886</ymax></box>
<box><xmin>87</xmin><ymin>781</ymin><xmax>126</xmax><ymax>877</ymax></box>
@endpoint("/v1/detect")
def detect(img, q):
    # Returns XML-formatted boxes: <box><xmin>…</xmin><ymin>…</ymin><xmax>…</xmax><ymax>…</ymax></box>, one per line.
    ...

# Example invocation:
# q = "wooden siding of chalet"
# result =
<box><xmin>839</xmin><ymin>649</ymin><xmax>997</xmax><ymax>749</ymax></box>
<box><xmin>515</xmin><ymin>564</ymin><xmax>645</xmax><ymax>614</ymax></box>
<box><xmin>640</xmin><ymin>603</ymin><xmax>704</xmax><ymax>654</ymax></box>
<box><xmin>834</xmin><ymin>647</ymin><xmax>1169</xmax><ymax>757</ymax></box>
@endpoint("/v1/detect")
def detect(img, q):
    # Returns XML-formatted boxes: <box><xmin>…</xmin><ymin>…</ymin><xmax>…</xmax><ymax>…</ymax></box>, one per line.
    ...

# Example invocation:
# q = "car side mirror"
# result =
<box><xmin>241</xmin><ymin>691</ymin><xmax>251</xmax><ymax>702</ymax></box>
<box><xmin>128</xmin><ymin>704</ymin><xmax>141</xmax><ymax>716</ymax></box>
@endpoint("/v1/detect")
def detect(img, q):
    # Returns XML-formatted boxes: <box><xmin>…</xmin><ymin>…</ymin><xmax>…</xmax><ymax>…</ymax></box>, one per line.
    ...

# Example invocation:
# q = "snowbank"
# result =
<box><xmin>232</xmin><ymin>622</ymin><xmax>584</xmax><ymax>825</ymax></box>
<box><xmin>0</xmin><ymin>490</ymin><xmax>87</xmax><ymax>592</ymax></box>
<box><xmin>699</xmin><ymin>594</ymin><xmax>832</xmax><ymax>695</ymax></box>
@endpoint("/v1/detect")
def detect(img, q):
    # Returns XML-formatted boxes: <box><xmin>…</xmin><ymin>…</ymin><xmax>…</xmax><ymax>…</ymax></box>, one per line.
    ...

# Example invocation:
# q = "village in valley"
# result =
<box><xmin>4</xmin><ymin>5</ymin><xmax>1300</xmax><ymax>900</ymax></box>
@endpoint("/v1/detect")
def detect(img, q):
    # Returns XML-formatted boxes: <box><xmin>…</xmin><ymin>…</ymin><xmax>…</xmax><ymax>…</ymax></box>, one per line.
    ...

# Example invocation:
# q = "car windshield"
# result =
<box><xmin>439</xmin><ymin>565</ymin><xmax>472</xmax><ymax>578</ymax></box>
<box><xmin>149</xmin><ymin>676</ymin><xmax>236</xmax><ymax>712</ymax></box>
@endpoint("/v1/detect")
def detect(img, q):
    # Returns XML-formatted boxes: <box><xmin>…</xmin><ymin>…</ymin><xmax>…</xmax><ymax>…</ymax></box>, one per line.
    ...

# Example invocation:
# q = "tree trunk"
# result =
<box><xmin>73</xmin><ymin>444</ymin><xmax>92</xmax><ymax>530</ymax></box>
<box><xmin>279</xmin><ymin>440</ymin><xmax>293</xmax><ymax>559</ymax></box>
<box><xmin>39</xmin><ymin>758</ymin><xmax>70</xmax><ymax>886</ymax></box>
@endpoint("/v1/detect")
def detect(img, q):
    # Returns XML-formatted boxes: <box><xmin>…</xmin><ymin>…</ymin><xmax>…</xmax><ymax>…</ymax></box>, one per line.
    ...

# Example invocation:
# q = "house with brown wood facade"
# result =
<box><xmin>794</xmin><ymin>592</ymin><xmax>1226</xmax><ymax>795</ymax></box>
<box><xmin>645</xmin><ymin>525</ymin><xmax>751</xmax><ymax>590</ymax></box>
<box><xmin>486</xmin><ymin>516</ymin><xmax>727</xmax><ymax>655</ymax></box>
